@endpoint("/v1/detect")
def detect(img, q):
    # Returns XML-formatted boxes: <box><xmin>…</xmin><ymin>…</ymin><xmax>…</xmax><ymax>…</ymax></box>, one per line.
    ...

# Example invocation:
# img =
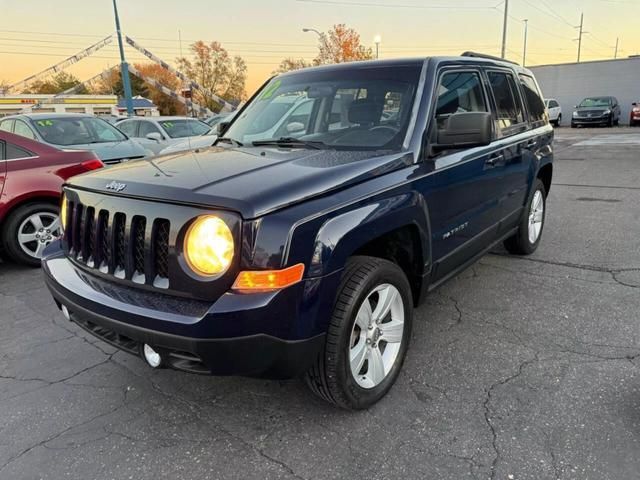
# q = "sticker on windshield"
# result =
<box><xmin>36</xmin><ymin>120</ymin><xmax>55</xmax><ymax>127</ymax></box>
<box><xmin>161</xmin><ymin>122</ymin><xmax>174</xmax><ymax>128</ymax></box>
<box><xmin>260</xmin><ymin>80</ymin><xmax>281</xmax><ymax>100</ymax></box>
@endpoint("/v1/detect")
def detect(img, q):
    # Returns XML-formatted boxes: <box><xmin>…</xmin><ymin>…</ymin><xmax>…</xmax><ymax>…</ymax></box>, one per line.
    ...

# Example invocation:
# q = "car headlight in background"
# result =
<box><xmin>572</xmin><ymin>111</ymin><xmax>579</xmax><ymax>117</ymax></box>
<box><xmin>603</xmin><ymin>110</ymin><xmax>611</xmax><ymax>116</ymax></box>
<box><xmin>184</xmin><ymin>215</ymin><xmax>234</xmax><ymax>277</ymax></box>
<box><xmin>60</xmin><ymin>194</ymin><xmax>67</xmax><ymax>232</ymax></box>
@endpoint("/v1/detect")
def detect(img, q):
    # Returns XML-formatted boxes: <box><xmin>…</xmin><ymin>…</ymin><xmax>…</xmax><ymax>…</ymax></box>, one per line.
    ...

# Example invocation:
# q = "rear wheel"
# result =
<box><xmin>556</xmin><ymin>114</ymin><xmax>562</xmax><ymax>127</ymax></box>
<box><xmin>504</xmin><ymin>179</ymin><xmax>547</xmax><ymax>255</ymax></box>
<box><xmin>1</xmin><ymin>203</ymin><xmax>60</xmax><ymax>267</ymax></box>
<box><xmin>305</xmin><ymin>256</ymin><xmax>413</xmax><ymax>409</ymax></box>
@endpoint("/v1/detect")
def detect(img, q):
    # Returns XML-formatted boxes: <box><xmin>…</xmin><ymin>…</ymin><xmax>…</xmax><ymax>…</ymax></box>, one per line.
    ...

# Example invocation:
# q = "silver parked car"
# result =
<box><xmin>0</xmin><ymin>113</ymin><xmax>149</xmax><ymax>165</ymax></box>
<box><xmin>115</xmin><ymin>116</ymin><xmax>210</xmax><ymax>155</ymax></box>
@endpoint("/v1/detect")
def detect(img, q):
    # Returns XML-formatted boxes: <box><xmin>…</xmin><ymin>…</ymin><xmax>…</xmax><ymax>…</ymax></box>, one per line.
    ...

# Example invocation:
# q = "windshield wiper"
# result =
<box><xmin>216</xmin><ymin>136</ymin><xmax>243</xmax><ymax>147</ymax></box>
<box><xmin>252</xmin><ymin>137</ymin><xmax>328</xmax><ymax>150</ymax></box>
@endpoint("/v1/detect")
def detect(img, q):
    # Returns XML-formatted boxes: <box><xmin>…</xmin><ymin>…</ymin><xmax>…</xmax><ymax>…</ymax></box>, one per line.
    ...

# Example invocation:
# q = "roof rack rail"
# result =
<box><xmin>461</xmin><ymin>51</ymin><xmax>520</xmax><ymax>66</ymax></box>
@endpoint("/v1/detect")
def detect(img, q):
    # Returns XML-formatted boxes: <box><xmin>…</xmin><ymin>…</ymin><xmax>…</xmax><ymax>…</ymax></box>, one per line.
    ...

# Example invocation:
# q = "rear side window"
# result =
<box><xmin>520</xmin><ymin>75</ymin><xmax>547</xmax><ymax>127</ymax></box>
<box><xmin>487</xmin><ymin>71</ymin><xmax>525</xmax><ymax>136</ymax></box>
<box><xmin>14</xmin><ymin>120</ymin><xmax>36</xmax><ymax>140</ymax></box>
<box><xmin>0</xmin><ymin>119</ymin><xmax>14</xmax><ymax>133</ymax></box>
<box><xmin>435</xmin><ymin>71</ymin><xmax>487</xmax><ymax>129</ymax></box>
<box><xmin>6</xmin><ymin>143</ymin><xmax>34</xmax><ymax>160</ymax></box>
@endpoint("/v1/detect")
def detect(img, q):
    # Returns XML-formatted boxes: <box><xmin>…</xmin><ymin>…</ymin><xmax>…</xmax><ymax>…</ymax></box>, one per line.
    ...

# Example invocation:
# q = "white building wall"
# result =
<box><xmin>529</xmin><ymin>57</ymin><xmax>640</xmax><ymax>125</ymax></box>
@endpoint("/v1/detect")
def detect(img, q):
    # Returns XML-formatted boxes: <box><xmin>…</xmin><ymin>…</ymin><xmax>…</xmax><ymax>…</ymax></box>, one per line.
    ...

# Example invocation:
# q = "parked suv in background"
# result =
<box><xmin>115</xmin><ymin>116</ymin><xmax>210</xmax><ymax>155</ymax></box>
<box><xmin>0</xmin><ymin>113</ymin><xmax>148</xmax><ymax>165</ymax></box>
<box><xmin>571</xmin><ymin>96</ymin><xmax>621</xmax><ymax>127</ymax></box>
<box><xmin>630</xmin><ymin>102</ymin><xmax>640</xmax><ymax>126</ymax></box>
<box><xmin>43</xmin><ymin>53</ymin><xmax>553</xmax><ymax>409</ymax></box>
<box><xmin>0</xmin><ymin>130</ymin><xmax>103</xmax><ymax>266</ymax></box>
<box><xmin>545</xmin><ymin>98</ymin><xmax>562</xmax><ymax>126</ymax></box>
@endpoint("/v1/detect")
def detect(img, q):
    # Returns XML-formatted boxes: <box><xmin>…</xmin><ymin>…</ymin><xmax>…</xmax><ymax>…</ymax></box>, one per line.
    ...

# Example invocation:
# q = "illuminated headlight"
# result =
<box><xmin>60</xmin><ymin>194</ymin><xmax>68</xmax><ymax>232</ymax></box>
<box><xmin>183</xmin><ymin>215</ymin><xmax>234</xmax><ymax>277</ymax></box>
<box><xmin>572</xmin><ymin>111</ymin><xmax>579</xmax><ymax>117</ymax></box>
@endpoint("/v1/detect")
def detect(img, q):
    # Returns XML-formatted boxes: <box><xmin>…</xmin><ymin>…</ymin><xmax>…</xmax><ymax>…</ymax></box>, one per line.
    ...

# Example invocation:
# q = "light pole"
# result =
<box><xmin>522</xmin><ymin>19</ymin><xmax>528</xmax><ymax>67</ymax></box>
<box><xmin>112</xmin><ymin>0</ymin><xmax>133</xmax><ymax>117</ymax></box>
<box><xmin>501</xmin><ymin>0</ymin><xmax>509</xmax><ymax>58</ymax></box>
<box><xmin>374</xmin><ymin>35</ymin><xmax>381</xmax><ymax>59</ymax></box>
<box><xmin>302</xmin><ymin>28</ymin><xmax>322</xmax><ymax>38</ymax></box>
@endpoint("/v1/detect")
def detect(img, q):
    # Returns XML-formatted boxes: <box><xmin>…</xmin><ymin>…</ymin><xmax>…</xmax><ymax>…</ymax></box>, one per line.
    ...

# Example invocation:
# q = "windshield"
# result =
<box><xmin>579</xmin><ymin>97</ymin><xmax>611</xmax><ymax>108</ymax></box>
<box><xmin>32</xmin><ymin>116</ymin><xmax>127</xmax><ymax>146</ymax></box>
<box><xmin>159</xmin><ymin>119</ymin><xmax>210</xmax><ymax>138</ymax></box>
<box><xmin>223</xmin><ymin>64</ymin><xmax>422</xmax><ymax>150</ymax></box>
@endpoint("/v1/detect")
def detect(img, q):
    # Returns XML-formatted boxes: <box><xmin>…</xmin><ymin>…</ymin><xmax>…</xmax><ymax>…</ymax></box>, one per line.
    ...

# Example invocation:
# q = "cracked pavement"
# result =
<box><xmin>1</xmin><ymin>127</ymin><xmax>639</xmax><ymax>479</ymax></box>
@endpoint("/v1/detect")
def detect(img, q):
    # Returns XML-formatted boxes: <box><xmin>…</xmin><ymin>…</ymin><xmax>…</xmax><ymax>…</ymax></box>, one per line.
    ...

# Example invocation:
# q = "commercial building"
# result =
<box><xmin>0</xmin><ymin>94</ymin><xmax>119</xmax><ymax>117</ymax></box>
<box><xmin>529</xmin><ymin>57</ymin><xmax>640</xmax><ymax>125</ymax></box>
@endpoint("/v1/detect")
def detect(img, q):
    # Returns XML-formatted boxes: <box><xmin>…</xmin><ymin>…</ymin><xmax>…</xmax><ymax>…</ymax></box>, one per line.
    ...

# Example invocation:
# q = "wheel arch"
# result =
<box><xmin>308</xmin><ymin>191</ymin><xmax>431</xmax><ymax>306</ymax></box>
<box><xmin>0</xmin><ymin>193</ymin><xmax>60</xmax><ymax>229</ymax></box>
<box><xmin>537</xmin><ymin>162</ymin><xmax>553</xmax><ymax>196</ymax></box>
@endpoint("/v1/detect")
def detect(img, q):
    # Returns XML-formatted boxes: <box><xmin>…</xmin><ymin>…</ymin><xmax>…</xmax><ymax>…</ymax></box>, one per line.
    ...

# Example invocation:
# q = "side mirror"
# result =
<box><xmin>633</xmin><ymin>103</ymin><xmax>637</xmax><ymax>106</ymax></box>
<box><xmin>146</xmin><ymin>132</ymin><xmax>163</xmax><ymax>142</ymax></box>
<box><xmin>435</xmin><ymin>112</ymin><xmax>492</xmax><ymax>151</ymax></box>
<box><xmin>217</xmin><ymin>121</ymin><xmax>230</xmax><ymax>136</ymax></box>
<box><xmin>286</xmin><ymin>122</ymin><xmax>305</xmax><ymax>134</ymax></box>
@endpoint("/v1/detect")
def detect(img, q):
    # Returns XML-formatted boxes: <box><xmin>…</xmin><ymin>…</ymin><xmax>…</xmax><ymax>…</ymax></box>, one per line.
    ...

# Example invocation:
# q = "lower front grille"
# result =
<box><xmin>66</xmin><ymin>200</ymin><xmax>170</xmax><ymax>288</ymax></box>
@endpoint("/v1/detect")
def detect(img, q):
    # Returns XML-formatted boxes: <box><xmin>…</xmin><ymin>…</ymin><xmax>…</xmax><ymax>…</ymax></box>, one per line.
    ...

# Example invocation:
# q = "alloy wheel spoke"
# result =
<box><xmin>367</xmin><ymin>347</ymin><xmax>386</xmax><ymax>385</ymax></box>
<box><xmin>355</xmin><ymin>299</ymin><xmax>373</xmax><ymax>330</ymax></box>
<box><xmin>34</xmin><ymin>241</ymin><xmax>47</xmax><ymax>258</ymax></box>
<box><xmin>350</xmin><ymin>339</ymin><xmax>367</xmax><ymax>375</ymax></box>
<box><xmin>29</xmin><ymin>215</ymin><xmax>44</xmax><ymax>231</ymax></box>
<box><xmin>380</xmin><ymin>319</ymin><xmax>404</xmax><ymax>343</ymax></box>
<box><xmin>372</xmin><ymin>285</ymin><xmax>397</xmax><ymax>323</ymax></box>
<box><xmin>48</xmin><ymin>218</ymin><xmax>61</xmax><ymax>234</ymax></box>
<box><xmin>533</xmin><ymin>210</ymin><xmax>543</xmax><ymax>223</ymax></box>
<box><xmin>18</xmin><ymin>232</ymin><xmax>38</xmax><ymax>244</ymax></box>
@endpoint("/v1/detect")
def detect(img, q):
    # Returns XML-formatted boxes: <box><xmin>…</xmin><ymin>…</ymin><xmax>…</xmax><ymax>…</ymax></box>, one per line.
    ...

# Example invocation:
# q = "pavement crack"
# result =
<box><xmin>483</xmin><ymin>353</ymin><xmax>539</xmax><ymax>480</ymax></box>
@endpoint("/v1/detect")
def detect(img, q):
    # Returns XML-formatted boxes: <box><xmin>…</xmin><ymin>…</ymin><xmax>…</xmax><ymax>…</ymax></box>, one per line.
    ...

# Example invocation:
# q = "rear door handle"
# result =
<box><xmin>525</xmin><ymin>140</ymin><xmax>537</xmax><ymax>149</ymax></box>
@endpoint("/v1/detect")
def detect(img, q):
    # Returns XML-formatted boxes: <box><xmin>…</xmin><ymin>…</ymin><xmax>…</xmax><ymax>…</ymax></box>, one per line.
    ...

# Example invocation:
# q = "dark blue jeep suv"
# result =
<box><xmin>43</xmin><ymin>53</ymin><xmax>553</xmax><ymax>409</ymax></box>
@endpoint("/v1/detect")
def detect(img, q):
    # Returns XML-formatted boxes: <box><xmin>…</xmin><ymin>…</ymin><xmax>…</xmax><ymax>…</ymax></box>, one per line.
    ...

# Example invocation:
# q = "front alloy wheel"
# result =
<box><xmin>305</xmin><ymin>256</ymin><xmax>413</xmax><ymax>409</ymax></box>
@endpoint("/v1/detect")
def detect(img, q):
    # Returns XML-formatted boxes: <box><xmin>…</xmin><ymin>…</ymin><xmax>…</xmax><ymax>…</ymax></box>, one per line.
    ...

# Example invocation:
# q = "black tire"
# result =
<box><xmin>504</xmin><ymin>179</ymin><xmax>547</xmax><ymax>255</ymax></box>
<box><xmin>571</xmin><ymin>122</ymin><xmax>577</xmax><ymax>128</ymax></box>
<box><xmin>1</xmin><ymin>202</ymin><xmax>59</xmax><ymax>267</ymax></box>
<box><xmin>305</xmin><ymin>256</ymin><xmax>413</xmax><ymax>409</ymax></box>
<box><xmin>607</xmin><ymin>115</ymin><xmax>613</xmax><ymax>127</ymax></box>
<box><xmin>556</xmin><ymin>114</ymin><xmax>562</xmax><ymax>127</ymax></box>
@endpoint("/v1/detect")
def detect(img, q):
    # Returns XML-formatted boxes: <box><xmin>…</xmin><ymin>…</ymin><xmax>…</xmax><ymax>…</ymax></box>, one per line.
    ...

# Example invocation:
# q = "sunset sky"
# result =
<box><xmin>1</xmin><ymin>0</ymin><xmax>639</xmax><ymax>95</ymax></box>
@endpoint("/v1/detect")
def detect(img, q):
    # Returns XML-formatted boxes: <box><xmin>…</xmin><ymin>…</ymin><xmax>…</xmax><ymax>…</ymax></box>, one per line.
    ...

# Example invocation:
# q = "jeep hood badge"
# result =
<box><xmin>105</xmin><ymin>180</ymin><xmax>127</xmax><ymax>192</ymax></box>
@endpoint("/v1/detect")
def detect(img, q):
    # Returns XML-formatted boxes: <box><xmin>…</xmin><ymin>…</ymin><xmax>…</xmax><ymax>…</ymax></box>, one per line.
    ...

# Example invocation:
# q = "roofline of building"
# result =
<box><xmin>529</xmin><ymin>56</ymin><xmax>640</xmax><ymax>69</ymax></box>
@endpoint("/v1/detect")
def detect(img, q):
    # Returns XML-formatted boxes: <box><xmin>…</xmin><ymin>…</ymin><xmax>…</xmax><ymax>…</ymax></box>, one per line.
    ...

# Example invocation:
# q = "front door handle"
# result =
<box><xmin>486</xmin><ymin>154</ymin><xmax>503</xmax><ymax>166</ymax></box>
<box><xmin>525</xmin><ymin>139</ymin><xmax>537</xmax><ymax>149</ymax></box>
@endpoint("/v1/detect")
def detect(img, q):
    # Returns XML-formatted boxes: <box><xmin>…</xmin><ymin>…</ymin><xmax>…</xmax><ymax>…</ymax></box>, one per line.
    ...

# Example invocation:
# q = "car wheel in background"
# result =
<box><xmin>305</xmin><ymin>256</ymin><xmax>413</xmax><ymax>409</ymax></box>
<box><xmin>607</xmin><ymin>116</ymin><xmax>614</xmax><ymax>127</ymax></box>
<box><xmin>1</xmin><ymin>203</ymin><xmax>61</xmax><ymax>267</ymax></box>
<box><xmin>556</xmin><ymin>114</ymin><xmax>562</xmax><ymax>127</ymax></box>
<box><xmin>504</xmin><ymin>179</ymin><xmax>547</xmax><ymax>255</ymax></box>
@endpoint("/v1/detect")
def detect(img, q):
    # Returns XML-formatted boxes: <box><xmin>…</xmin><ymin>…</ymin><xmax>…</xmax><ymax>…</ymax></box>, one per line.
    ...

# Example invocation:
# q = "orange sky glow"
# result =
<box><xmin>1</xmin><ymin>0</ymin><xmax>638</xmax><ymax>96</ymax></box>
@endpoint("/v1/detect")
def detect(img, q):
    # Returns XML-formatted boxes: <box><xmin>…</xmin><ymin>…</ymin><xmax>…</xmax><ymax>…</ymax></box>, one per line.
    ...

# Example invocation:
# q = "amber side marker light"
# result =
<box><xmin>232</xmin><ymin>263</ymin><xmax>305</xmax><ymax>292</ymax></box>
<box><xmin>60</xmin><ymin>194</ymin><xmax>68</xmax><ymax>232</ymax></box>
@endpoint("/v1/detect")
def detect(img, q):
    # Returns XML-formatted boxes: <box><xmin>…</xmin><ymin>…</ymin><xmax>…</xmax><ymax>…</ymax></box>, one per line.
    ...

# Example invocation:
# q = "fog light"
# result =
<box><xmin>142</xmin><ymin>344</ymin><xmax>162</xmax><ymax>368</ymax></box>
<box><xmin>61</xmin><ymin>305</ymin><xmax>70</xmax><ymax>321</ymax></box>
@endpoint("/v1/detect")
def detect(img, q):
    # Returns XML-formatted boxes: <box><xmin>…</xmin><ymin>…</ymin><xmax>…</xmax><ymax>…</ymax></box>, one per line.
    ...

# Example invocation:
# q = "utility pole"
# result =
<box><xmin>614</xmin><ymin>37</ymin><xmax>619</xmax><ymax>59</ymax></box>
<box><xmin>522</xmin><ymin>19</ymin><xmax>529</xmax><ymax>67</ymax></box>
<box><xmin>501</xmin><ymin>0</ymin><xmax>509</xmax><ymax>58</ymax></box>
<box><xmin>575</xmin><ymin>12</ymin><xmax>586</xmax><ymax>63</ymax></box>
<box><xmin>112</xmin><ymin>0</ymin><xmax>134</xmax><ymax>116</ymax></box>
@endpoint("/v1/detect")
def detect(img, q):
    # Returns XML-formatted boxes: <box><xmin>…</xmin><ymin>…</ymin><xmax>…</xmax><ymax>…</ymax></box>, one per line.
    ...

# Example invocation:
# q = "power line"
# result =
<box><xmin>296</xmin><ymin>0</ymin><xmax>502</xmax><ymax>9</ymax></box>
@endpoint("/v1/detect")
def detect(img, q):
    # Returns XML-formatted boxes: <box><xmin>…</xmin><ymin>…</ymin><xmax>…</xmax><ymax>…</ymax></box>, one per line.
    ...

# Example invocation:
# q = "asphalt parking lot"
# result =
<box><xmin>1</xmin><ymin>127</ymin><xmax>639</xmax><ymax>480</ymax></box>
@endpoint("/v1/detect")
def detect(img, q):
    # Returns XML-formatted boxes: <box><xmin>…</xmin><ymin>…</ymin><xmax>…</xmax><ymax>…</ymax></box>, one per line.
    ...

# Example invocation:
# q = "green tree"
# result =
<box><xmin>24</xmin><ymin>72</ymin><xmax>88</xmax><ymax>94</ymax></box>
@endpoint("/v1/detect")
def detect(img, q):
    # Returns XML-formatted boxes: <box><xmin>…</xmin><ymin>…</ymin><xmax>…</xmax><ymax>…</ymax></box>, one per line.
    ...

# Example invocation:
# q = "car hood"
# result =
<box><xmin>159</xmin><ymin>136</ymin><xmax>217</xmax><ymax>154</ymax></box>
<box><xmin>66</xmin><ymin>139</ymin><xmax>148</xmax><ymax>161</ymax></box>
<box><xmin>68</xmin><ymin>146</ymin><xmax>413</xmax><ymax>219</ymax></box>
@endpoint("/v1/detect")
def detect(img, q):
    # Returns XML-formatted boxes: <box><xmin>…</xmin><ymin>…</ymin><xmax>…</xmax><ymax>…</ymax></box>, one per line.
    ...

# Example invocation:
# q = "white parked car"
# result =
<box><xmin>544</xmin><ymin>98</ymin><xmax>562</xmax><ymax>127</ymax></box>
<box><xmin>115</xmin><ymin>116</ymin><xmax>210</xmax><ymax>155</ymax></box>
<box><xmin>159</xmin><ymin>128</ymin><xmax>218</xmax><ymax>155</ymax></box>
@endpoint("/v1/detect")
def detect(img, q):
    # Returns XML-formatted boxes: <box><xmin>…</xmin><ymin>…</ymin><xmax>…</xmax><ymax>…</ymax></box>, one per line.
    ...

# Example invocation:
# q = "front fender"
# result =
<box><xmin>307</xmin><ymin>191</ymin><xmax>431</xmax><ymax>277</ymax></box>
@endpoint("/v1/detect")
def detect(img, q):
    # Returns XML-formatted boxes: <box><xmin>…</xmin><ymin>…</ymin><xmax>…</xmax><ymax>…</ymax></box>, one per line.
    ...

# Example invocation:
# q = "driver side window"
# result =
<box><xmin>435</xmin><ymin>71</ymin><xmax>487</xmax><ymax>130</ymax></box>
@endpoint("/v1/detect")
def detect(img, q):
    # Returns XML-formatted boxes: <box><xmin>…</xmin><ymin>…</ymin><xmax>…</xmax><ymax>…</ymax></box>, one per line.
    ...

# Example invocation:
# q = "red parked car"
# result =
<box><xmin>0</xmin><ymin>130</ymin><xmax>103</xmax><ymax>266</ymax></box>
<box><xmin>630</xmin><ymin>102</ymin><xmax>640</xmax><ymax>126</ymax></box>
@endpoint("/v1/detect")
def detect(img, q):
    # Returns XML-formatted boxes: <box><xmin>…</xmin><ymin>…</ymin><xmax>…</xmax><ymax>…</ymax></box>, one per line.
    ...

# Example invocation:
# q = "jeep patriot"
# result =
<box><xmin>43</xmin><ymin>53</ymin><xmax>553</xmax><ymax>409</ymax></box>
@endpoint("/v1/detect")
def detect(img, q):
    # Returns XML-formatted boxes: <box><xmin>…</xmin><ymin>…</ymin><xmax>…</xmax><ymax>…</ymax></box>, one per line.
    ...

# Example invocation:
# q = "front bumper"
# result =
<box><xmin>571</xmin><ymin>116</ymin><xmax>610</xmax><ymax>125</ymax></box>
<box><xmin>43</xmin><ymin>247</ymin><xmax>340</xmax><ymax>379</ymax></box>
